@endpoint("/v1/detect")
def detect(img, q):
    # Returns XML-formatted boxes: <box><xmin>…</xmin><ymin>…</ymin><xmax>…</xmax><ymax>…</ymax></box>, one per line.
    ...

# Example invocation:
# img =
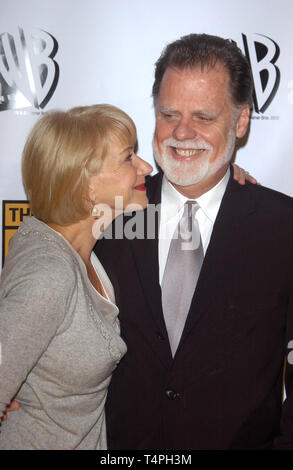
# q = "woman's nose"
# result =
<box><xmin>134</xmin><ymin>154</ymin><xmax>153</xmax><ymax>176</ymax></box>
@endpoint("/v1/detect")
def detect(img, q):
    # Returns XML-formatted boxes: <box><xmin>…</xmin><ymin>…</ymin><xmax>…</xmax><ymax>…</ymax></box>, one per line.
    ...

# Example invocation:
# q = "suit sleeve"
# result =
<box><xmin>274</xmin><ymin>285</ymin><xmax>293</xmax><ymax>448</ymax></box>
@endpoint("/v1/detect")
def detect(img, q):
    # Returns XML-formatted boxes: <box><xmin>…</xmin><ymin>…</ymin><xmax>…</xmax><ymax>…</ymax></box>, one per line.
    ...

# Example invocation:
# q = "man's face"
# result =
<box><xmin>153</xmin><ymin>63</ymin><xmax>249</xmax><ymax>193</ymax></box>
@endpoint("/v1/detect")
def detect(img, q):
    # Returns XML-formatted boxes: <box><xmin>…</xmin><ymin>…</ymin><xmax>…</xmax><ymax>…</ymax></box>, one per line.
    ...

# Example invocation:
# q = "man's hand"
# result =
<box><xmin>1</xmin><ymin>400</ymin><xmax>21</xmax><ymax>422</ymax></box>
<box><xmin>232</xmin><ymin>163</ymin><xmax>259</xmax><ymax>185</ymax></box>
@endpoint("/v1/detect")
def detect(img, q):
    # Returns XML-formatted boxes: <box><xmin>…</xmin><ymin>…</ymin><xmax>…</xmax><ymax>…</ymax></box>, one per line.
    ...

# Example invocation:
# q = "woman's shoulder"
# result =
<box><xmin>2</xmin><ymin>217</ymin><xmax>79</xmax><ymax>285</ymax></box>
<box><xmin>0</xmin><ymin>218</ymin><xmax>80</xmax><ymax>330</ymax></box>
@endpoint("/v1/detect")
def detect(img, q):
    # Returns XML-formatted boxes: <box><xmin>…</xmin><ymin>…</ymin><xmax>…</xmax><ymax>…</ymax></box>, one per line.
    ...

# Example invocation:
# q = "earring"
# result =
<box><xmin>91</xmin><ymin>204</ymin><xmax>100</xmax><ymax>220</ymax></box>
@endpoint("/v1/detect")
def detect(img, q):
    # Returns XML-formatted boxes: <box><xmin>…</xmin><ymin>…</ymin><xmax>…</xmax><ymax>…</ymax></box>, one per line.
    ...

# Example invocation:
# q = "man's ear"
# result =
<box><xmin>236</xmin><ymin>104</ymin><xmax>250</xmax><ymax>139</ymax></box>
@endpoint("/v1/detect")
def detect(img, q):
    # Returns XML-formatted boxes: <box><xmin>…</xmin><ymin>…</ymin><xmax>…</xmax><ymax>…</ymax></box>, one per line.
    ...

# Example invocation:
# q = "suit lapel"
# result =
<box><xmin>129</xmin><ymin>173</ymin><xmax>173</xmax><ymax>362</ymax></box>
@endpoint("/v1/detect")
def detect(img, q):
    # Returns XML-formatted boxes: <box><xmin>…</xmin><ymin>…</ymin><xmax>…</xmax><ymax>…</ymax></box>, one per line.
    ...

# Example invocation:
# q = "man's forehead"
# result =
<box><xmin>156</xmin><ymin>62</ymin><xmax>232</xmax><ymax>108</ymax></box>
<box><xmin>161</xmin><ymin>62</ymin><xmax>230</xmax><ymax>85</ymax></box>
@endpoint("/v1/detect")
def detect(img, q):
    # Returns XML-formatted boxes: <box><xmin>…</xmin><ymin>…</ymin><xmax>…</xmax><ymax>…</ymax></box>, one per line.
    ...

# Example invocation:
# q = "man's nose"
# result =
<box><xmin>173</xmin><ymin>119</ymin><xmax>197</xmax><ymax>141</ymax></box>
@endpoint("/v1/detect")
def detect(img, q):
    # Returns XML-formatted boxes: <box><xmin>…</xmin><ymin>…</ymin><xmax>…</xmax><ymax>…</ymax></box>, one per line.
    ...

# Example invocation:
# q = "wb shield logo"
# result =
<box><xmin>0</xmin><ymin>27</ymin><xmax>59</xmax><ymax>111</ymax></box>
<box><xmin>242</xmin><ymin>33</ymin><xmax>280</xmax><ymax>114</ymax></box>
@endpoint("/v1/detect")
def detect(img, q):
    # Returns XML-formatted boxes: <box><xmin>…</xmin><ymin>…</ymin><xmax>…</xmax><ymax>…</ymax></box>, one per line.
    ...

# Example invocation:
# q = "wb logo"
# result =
<box><xmin>0</xmin><ymin>27</ymin><xmax>59</xmax><ymax>111</ymax></box>
<box><xmin>242</xmin><ymin>33</ymin><xmax>280</xmax><ymax>114</ymax></box>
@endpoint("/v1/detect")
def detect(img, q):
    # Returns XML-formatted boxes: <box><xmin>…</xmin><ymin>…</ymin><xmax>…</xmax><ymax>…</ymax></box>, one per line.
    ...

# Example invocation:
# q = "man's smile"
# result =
<box><xmin>171</xmin><ymin>147</ymin><xmax>207</xmax><ymax>159</ymax></box>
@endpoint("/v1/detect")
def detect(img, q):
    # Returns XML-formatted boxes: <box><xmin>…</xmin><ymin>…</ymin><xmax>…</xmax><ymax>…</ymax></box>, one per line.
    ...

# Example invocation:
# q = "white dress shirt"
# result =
<box><xmin>158</xmin><ymin>168</ymin><xmax>230</xmax><ymax>284</ymax></box>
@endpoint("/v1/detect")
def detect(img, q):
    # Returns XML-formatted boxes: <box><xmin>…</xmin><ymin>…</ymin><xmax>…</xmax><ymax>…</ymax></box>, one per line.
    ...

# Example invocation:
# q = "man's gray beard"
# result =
<box><xmin>153</xmin><ymin>128</ymin><xmax>236</xmax><ymax>187</ymax></box>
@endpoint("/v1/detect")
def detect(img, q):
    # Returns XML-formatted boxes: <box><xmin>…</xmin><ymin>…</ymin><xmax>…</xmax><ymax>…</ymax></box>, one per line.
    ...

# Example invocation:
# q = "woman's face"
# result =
<box><xmin>89</xmin><ymin>139</ymin><xmax>153</xmax><ymax>216</ymax></box>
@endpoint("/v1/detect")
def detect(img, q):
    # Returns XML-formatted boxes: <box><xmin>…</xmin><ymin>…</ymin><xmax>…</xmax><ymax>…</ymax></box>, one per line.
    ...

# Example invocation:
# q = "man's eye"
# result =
<box><xmin>162</xmin><ymin>113</ymin><xmax>177</xmax><ymax>120</ymax></box>
<box><xmin>198</xmin><ymin>116</ymin><xmax>212</xmax><ymax>122</ymax></box>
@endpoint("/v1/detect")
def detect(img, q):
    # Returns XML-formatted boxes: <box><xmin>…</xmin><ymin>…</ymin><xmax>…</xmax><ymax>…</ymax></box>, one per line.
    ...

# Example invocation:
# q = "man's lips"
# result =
<box><xmin>134</xmin><ymin>184</ymin><xmax>146</xmax><ymax>191</ymax></box>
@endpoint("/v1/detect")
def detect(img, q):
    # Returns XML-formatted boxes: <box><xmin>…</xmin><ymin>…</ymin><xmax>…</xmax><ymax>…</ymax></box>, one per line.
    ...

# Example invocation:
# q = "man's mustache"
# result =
<box><xmin>161</xmin><ymin>138</ymin><xmax>213</xmax><ymax>151</ymax></box>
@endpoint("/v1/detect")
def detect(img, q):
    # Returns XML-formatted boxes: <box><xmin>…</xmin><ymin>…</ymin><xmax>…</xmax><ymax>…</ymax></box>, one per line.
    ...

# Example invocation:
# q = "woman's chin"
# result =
<box><xmin>124</xmin><ymin>193</ymin><xmax>149</xmax><ymax>213</ymax></box>
<box><xmin>124</xmin><ymin>200</ymin><xmax>147</xmax><ymax>214</ymax></box>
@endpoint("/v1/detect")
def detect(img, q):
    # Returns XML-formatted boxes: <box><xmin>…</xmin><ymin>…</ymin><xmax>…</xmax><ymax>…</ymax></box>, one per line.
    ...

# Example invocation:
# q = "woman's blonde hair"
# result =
<box><xmin>22</xmin><ymin>104</ymin><xmax>137</xmax><ymax>225</ymax></box>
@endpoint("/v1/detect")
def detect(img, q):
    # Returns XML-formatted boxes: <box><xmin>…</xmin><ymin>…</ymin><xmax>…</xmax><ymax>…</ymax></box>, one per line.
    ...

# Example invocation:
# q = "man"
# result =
<box><xmin>96</xmin><ymin>34</ymin><xmax>293</xmax><ymax>449</ymax></box>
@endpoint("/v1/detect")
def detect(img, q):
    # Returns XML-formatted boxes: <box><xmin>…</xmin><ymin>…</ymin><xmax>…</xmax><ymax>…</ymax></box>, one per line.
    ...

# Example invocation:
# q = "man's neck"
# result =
<box><xmin>170</xmin><ymin>163</ymin><xmax>230</xmax><ymax>199</ymax></box>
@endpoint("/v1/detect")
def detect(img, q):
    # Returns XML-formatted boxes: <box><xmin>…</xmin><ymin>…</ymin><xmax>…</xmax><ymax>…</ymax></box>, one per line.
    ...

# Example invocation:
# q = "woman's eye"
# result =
<box><xmin>126</xmin><ymin>153</ymin><xmax>133</xmax><ymax>162</ymax></box>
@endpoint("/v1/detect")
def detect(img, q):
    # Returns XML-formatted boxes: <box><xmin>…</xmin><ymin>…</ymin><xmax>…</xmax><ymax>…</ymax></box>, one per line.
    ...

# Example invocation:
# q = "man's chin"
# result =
<box><xmin>166</xmin><ymin>175</ymin><xmax>206</xmax><ymax>187</ymax></box>
<box><xmin>159</xmin><ymin>163</ymin><xmax>209</xmax><ymax>187</ymax></box>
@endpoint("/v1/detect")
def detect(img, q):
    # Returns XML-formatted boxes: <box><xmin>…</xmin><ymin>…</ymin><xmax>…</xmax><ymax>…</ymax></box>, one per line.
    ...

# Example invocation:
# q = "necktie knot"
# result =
<box><xmin>185</xmin><ymin>200</ymin><xmax>199</xmax><ymax>232</ymax></box>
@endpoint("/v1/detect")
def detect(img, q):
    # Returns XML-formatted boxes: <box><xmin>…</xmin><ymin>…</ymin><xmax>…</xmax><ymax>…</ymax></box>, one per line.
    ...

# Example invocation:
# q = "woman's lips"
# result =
<box><xmin>134</xmin><ymin>184</ymin><xmax>146</xmax><ymax>191</ymax></box>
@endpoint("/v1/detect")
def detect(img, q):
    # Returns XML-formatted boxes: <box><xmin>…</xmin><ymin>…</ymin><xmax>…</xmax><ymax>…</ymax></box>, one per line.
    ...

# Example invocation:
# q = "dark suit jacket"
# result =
<box><xmin>94</xmin><ymin>168</ymin><xmax>293</xmax><ymax>450</ymax></box>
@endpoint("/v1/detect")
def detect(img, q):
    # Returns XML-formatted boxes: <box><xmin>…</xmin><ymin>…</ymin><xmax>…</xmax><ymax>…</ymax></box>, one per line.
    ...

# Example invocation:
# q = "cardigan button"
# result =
<box><xmin>165</xmin><ymin>390</ymin><xmax>180</xmax><ymax>400</ymax></box>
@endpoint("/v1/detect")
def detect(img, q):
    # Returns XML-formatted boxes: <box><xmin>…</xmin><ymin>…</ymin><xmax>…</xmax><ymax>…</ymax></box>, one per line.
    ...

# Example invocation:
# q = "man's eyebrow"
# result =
<box><xmin>159</xmin><ymin>107</ymin><xmax>180</xmax><ymax>113</ymax></box>
<box><xmin>159</xmin><ymin>107</ymin><xmax>218</xmax><ymax>118</ymax></box>
<box><xmin>193</xmin><ymin>109</ymin><xmax>217</xmax><ymax>117</ymax></box>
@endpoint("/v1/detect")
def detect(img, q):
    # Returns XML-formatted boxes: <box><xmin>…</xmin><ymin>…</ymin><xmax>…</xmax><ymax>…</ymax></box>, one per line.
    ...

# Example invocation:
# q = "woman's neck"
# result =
<box><xmin>46</xmin><ymin>217</ymin><xmax>96</xmax><ymax>265</ymax></box>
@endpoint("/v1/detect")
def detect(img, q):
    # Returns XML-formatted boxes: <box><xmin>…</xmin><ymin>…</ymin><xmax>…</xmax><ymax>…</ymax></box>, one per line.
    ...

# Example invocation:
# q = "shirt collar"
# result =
<box><xmin>161</xmin><ymin>167</ymin><xmax>230</xmax><ymax>223</ymax></box>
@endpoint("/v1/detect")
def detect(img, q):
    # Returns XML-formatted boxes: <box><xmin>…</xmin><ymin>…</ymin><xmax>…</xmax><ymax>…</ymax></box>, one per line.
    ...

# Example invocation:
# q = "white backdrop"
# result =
<box><xmin>1</xmin><ymin>0</ymin><xmax>293</xmax><ymax>265</ymax></box>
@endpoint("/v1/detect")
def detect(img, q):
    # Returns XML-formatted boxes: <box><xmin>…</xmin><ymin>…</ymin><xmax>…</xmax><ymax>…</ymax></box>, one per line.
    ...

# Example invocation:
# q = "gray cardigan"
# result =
<box><xmin>0</xmin><ymin>216</ymin><xmax>126</xmax><ymax>449</ymax></box>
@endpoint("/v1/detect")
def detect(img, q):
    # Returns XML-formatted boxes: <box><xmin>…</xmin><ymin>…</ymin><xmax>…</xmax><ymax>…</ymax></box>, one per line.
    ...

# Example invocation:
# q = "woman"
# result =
<box><xmin>0</xmin><ymin>104</ymin><xmax>152</xmax><ymax>449</ymax></box>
